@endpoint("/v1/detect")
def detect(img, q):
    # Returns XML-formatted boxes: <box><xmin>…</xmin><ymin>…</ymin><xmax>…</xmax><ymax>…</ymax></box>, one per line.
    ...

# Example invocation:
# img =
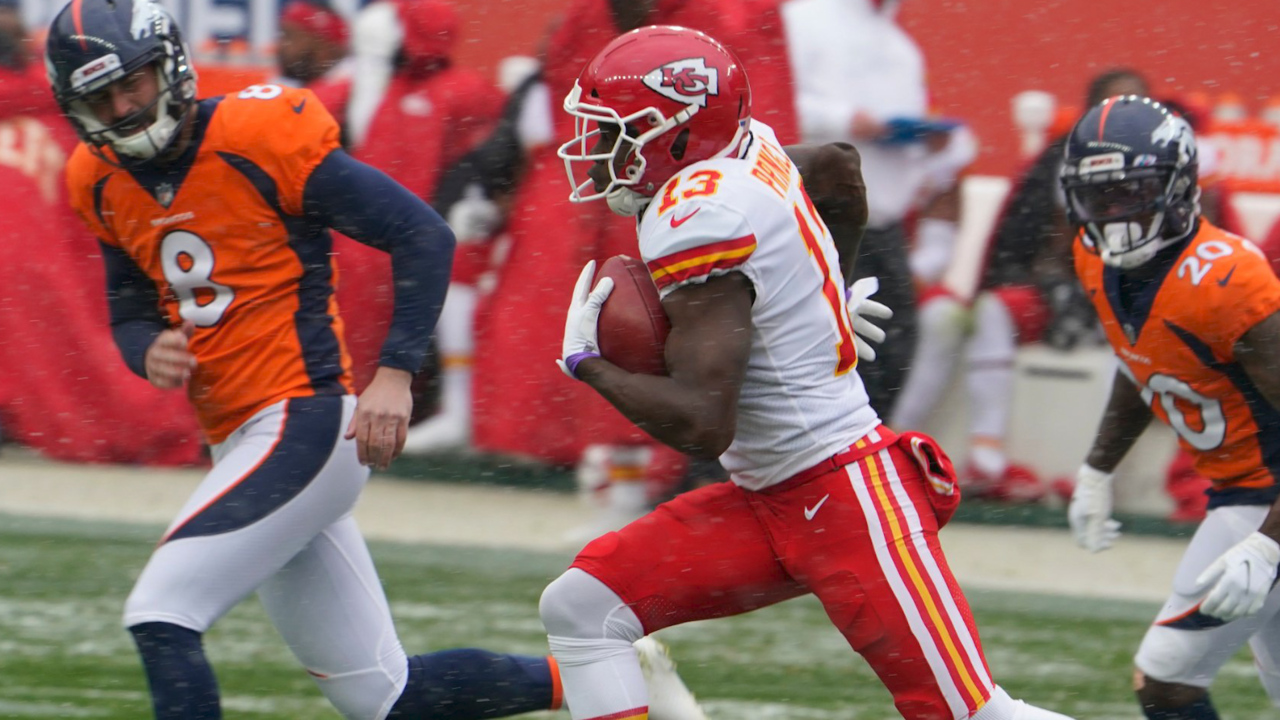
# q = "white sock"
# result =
<box><xmin>969</xmin><ymin>443</ymin><xmax>1008</xmax><ymax>479</ymax></box>
<box><xmin>436</xmin><ymin>367</ymin><xmax>471</xmax><ymax>421</ymax></box>
<box><xmin>891</xmin><ymin>295</ymin><xmax>969</xmax><ymax>429</ymax></box>
<box><xmin>542</xmin><ymin>570</ymin><xmax>648</xmax><ymax>720</ymax></box>
<box><xmin>434</xmin><ymin>284</ymin><xmax>477</xmax><ymax>421</ymax></box>
<box><xmin>910</xmin><ymin>218</ymin><xmax>958</xmax><ymax>286</ymax></box>
<box><xmin>547</xmin><ymin>635</ymin><xmax>649</xmax><ymax>720</ymax></box>
<box><xmin>966</xmin><ymin>293</ymin><xmax>1016</xmax><ymax>442</ymax></box>
<box><xmin>607</xmin><ymin>445</ymin><xmax>652</xmax><ymax>514</ymax></box>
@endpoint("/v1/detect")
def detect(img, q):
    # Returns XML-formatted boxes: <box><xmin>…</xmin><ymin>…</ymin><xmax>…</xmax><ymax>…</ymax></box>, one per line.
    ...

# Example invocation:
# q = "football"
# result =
<box><xmin>594</xmin><ymin>255</ymin><xmax>671</xmax><ymax>375</ymax></box>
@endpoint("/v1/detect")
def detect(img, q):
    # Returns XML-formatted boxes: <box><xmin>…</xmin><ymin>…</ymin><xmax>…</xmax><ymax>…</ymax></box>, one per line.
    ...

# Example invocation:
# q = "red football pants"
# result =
<box><xmin>572</xmin><ymin>435</ymin><xmax>994</xmax><ymax>720</ymax></box>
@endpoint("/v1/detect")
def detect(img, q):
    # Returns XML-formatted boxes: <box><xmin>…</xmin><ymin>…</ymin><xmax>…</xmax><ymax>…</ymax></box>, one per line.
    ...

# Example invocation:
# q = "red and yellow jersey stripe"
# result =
<box><xmin>645</xmin><ymin>234</ymin><xmax>757</xmax><ymax>293</ymax></box>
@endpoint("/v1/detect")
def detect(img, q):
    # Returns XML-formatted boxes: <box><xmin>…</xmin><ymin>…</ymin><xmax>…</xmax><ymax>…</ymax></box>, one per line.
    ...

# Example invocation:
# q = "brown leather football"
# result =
<box><xmin>594</xmin><ymin>255</ymin><xmax>671</xmax><ymax>375</ymax></box>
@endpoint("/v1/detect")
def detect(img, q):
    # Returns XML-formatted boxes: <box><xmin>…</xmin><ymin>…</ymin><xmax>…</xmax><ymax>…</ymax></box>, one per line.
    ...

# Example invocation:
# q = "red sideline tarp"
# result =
<box><xmin>0</xmin><ymin>64</ymin><xmax>203</xmax><ymax>467</ymax></box>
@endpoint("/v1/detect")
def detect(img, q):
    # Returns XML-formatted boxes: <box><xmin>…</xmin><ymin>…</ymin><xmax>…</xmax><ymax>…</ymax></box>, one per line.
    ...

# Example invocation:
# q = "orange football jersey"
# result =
<box><xmin>66</xmin><ymin>85</ymin><xmax>354</xmax><ymax>443</ymax></box>
<box><xmin>1076</xmin><ymin>220</ymin><xmax>1280</xmax><ymax>495</ymax></box>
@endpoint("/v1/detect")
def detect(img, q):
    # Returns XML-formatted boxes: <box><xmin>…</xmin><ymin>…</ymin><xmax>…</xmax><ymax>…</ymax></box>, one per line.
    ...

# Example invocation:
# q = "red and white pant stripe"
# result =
<box><xmin>846</xmin><ymin>432</ymin><xmax>993</xmax><ymax>717</ymax></box>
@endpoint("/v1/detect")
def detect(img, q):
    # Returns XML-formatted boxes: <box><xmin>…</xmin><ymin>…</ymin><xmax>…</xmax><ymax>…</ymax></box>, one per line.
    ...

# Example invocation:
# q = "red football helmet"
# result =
<box><xmin>558</xmin><ymin>25</ymin><xmax>751</xmax><ymax>216</ymax></box>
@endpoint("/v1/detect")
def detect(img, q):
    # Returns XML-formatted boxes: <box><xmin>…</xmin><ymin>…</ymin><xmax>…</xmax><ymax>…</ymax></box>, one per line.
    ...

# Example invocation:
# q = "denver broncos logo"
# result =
<box><xmin>1151</xmin><ymin>114</ymin><xmax>1197</xmax><ymax>166</ymax></box>
<box><xmin>642</xmin><ymin>57</ymin><xmax>719</xmax><ymax>108</ymax></box>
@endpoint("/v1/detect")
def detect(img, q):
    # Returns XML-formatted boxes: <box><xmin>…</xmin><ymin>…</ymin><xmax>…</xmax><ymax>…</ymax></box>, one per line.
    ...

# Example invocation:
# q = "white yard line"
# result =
<box><xmin>0</xmin><ymin>451</ymin><xmax>1182</xmax><ymax>603</ymax></box>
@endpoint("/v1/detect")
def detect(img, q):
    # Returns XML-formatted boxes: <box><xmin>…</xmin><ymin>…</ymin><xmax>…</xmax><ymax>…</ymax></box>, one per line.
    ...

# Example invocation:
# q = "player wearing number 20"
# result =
<box><xmin>48</xmin><ymin>1</ymin><xmax>567</xmax><ymax>718</ymax></box>
<box><xmin>1063</xmin><ymin>96</ymin><xmax>1280</xmax><ymax>719</ymax></box>
<box><xmin>543</xmin><ymin>25</ymin><xmax>1072</xmax><ymax>720</ymax></box>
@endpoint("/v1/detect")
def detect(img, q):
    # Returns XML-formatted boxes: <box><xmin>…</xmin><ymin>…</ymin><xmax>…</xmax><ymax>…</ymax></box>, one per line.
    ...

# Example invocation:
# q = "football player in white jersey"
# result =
<box><xmin>539</xmin><ymin>24</ymin><xmax>1075</xmax><ymax>720</ymax></box>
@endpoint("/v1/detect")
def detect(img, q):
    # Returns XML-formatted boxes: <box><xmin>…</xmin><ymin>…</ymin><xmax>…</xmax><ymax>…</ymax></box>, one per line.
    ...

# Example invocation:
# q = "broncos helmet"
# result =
<box><xmin>1060</xmin><ymin>95</ymin><xmax>1200</xmax><ymax>269</ymax></box>
<box><xmin>45</xmin><ymin>0</ymin><xmax>197</xmax><ymax>162</ymax></box>
<box><xmin>558</xmin><ymin>25</ymin><xmax>751</xmax><ymax>217</ymax></box>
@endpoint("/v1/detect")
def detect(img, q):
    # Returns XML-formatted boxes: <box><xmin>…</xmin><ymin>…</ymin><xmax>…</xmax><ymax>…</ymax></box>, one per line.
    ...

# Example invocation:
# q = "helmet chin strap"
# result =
<box><xmin>85</xmin><ymin>65</ymin><xmax>188</xmax><ymax>161</ymax></box>
<box><xmin>1097</xmin><ymin>209</ymin><xmax>1192</xmax><ymax>270</ymax></box>
<box><xmin>1099</xmin><ymin>222</ymin><xmax>1154</xmax><ymax>269</ymax></box>
<box><xmin>111</xmin><ymin>110</ymin><xmax>178</xmax><ymax>158</ymax></box>
<box><xmin>605</xmin><ymin>186</ymin><xmax>651</xmax><ymax>217</ymax></box>
<box><xmin>602</xmin><ymin>120</ymin><xmax>748</xmax><ymax>218</ymax></box>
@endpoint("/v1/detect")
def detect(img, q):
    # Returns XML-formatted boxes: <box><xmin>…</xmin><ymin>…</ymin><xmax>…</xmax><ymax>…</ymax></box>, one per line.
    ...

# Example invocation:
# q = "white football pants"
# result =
<box><xmin>123</xmin><ymin>395</ymin><xmax>411</xmax><ymax>720</ymax></box>
<box><xmin>1136</xmin><ymin>503</ymin><xmax>1280</xmax><ymax>705</ymax></box>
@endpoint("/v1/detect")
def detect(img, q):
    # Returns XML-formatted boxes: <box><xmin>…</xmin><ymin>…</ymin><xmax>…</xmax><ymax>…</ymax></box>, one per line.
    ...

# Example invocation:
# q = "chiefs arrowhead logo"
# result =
<box><xmin>642</xmin><ymin>57</ymin><xmax>719</xmax><ymax>108</ymax></box>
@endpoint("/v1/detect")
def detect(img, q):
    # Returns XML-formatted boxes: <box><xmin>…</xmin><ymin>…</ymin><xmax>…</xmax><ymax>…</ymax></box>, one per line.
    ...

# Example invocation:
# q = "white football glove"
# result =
<box><xmin>1067</xmin><ymin>464</ymin><xmax>1122</xmax><ymax>552</ymax></box>
<box><xmin>446</xmin><ymin>183</ymin><xmax>502</xmax><ymax>244</ymax></box>
<box><xmin>1193</xmin><ymin>531</ymin><xmax>1280</xmax><ymax>622</ymax></box>
<box><xmin>845</xmin><ymin>276</ymin><xmax>894</xmax><ymax>362</ymax></box>
<box><xmin>557</xmin><ymin>260</ymin><xmax>614</xmax><ymax>380</ymax></box>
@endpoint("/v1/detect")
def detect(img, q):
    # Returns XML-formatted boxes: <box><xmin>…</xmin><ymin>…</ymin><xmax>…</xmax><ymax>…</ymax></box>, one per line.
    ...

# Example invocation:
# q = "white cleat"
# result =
<box><xmin>1011</xmin><ymin>701</ymin><xmax>1077</xmax><ymax>720</ymax></box>
<box><xmin>635</xmin><ymin>636</ymin><xmax>709</xmax><ymax>720</ymax></box>
<box><xmin>401</xmin><ymin>413</ymin><xmax>470</xmax><ymax>455</ymax></box>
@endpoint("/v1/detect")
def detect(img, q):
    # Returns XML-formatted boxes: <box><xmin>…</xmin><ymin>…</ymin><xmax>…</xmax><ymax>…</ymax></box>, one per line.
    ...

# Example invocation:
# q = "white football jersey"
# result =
<box><xmin>638</xmin><ymin>120</ymin><xmax>880</xmax><ymax>490</ymax></box>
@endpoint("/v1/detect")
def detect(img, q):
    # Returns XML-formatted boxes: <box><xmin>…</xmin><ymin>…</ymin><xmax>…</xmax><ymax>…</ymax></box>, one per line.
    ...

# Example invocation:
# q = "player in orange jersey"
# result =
<box><xmin>45</xmin><ymin>1</ymin><xmax>642</xmax><ymax>717</ymax></box>
<box><xmin>1062</xmin><ymin>95</ymin><xmax>1280</xmax><ymax>719</ymax></box>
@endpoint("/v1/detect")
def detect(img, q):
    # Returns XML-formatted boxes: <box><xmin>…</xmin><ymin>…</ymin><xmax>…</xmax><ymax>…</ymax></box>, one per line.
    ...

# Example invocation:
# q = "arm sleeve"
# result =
<box><xmin>100</xmin><ymin>240</ymin><xmax>166</xmax><ymax>379</ymax></box>
<box><xmin>303</xmin><ymin>149</ymin><xmax>455</xmax><ymax>374</ymax></box>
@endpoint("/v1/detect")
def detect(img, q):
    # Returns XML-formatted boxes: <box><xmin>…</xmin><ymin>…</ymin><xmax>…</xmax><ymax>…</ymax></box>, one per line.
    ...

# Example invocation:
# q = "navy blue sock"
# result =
<box><xmin>128</xmin><ymin>622</ymin><xmax>221</xmax><ymax>720</ymax></box>
<box><xmin>387</xmin><ymin>649</ymin><xmax>555</xmax><ymax>720</ymax></box>
<box><xmin>1141</xmin><ymin>694</ymin><xmax>1220</xmax><ymax>720</ymax></box>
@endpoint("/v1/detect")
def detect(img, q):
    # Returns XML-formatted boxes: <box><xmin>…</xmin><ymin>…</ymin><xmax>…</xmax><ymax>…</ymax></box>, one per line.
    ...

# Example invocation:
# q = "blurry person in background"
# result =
<box><xmin>0</xmin><ymin>0</ymin><xmax>204</xmax><ymax>465</ymax></box>
<box><xmin>0</xmin><ymin>0</ymin><xmax>43</xmax><ymax>105</ymax></box>
<box><xmin>439</xmin><ymin>1</ymin><xmax>811</xmax><ymax>533</ymax></box>
<box><xmin>890</xmin><ymin>68</ymin><xmax>1150</xmax><ymax>503</ymax></box>
<box><xmin>312</xmin><ymin>0</ymin><xmax>503</xmax><ymax>394</ymax></box>
<box><xmin>274</xmin><ymin>0</ymin><xmax>351</xmax><ymax>89</ymax></box>
<box><xmin>401</xmin><ymin>54</ymin><xmax>546</xmax><ymax>453</ymax></box>
<box><xmin>782</xmin><ymin>0</ymin><xmax>978</xmax><ymax>416</ymax></box>
<box><xmin>470</xmin><ymin>0</ymin><xmax>747</xmax><ymax>540</ymax></box>
<box><xmin>0</xmin><ymin>0</ymin><xmax>25</xmax><ymax>67</ymax></box>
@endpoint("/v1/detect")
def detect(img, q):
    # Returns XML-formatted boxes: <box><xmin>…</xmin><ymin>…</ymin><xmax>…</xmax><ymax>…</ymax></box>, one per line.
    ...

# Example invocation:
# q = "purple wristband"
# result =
<box><xmin>564</xmin><ymin>351</ymin><xmax>600</xmax><ymax>379</ymax></box>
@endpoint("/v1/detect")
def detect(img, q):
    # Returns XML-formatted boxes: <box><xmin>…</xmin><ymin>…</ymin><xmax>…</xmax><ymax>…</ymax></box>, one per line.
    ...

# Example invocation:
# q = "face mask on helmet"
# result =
<box><xmin>559</xmin><ymin>80</ymin><xmax>729</xmax><ymax>217</ymax></box>
<box><xmin>1066</xmin><ymin>166</ymin><xmax>1198</xmax><ymax>269</ymax></box>
<box><xmin>1060</xmin><ymin>95</ymin><xmax>1201</xmax><ymax>269</ymax></box>
<box><xmin>1068</xmin><ymin>174</ymin><xmax>1166</xmax><ymax>223</ymax></box>
<box><xmin>560</xmin><ymin>87</ymin><xmax>653</xmax><ymax>197</ymax></box>
<box><xmin>65</xmin><ymin>61</ymin><xmax>194</xmax><ymax>161</ymax></box>
<box><xmin>557</xmin><ymin>25</ymin><xmax>752</xmax><ymax>218</ymax></box>
<box><xmin>47</xmin><ymin>0</ymin><xmax>197</xmax><ymax>164</ymax></box>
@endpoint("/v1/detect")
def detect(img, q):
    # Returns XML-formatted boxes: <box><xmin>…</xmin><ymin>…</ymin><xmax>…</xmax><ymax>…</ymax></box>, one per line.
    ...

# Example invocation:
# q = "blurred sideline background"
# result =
<box><xmin>2</xmin><ymin>0</ymin><xmax>1280</xmax><ymax>522</ymax></box>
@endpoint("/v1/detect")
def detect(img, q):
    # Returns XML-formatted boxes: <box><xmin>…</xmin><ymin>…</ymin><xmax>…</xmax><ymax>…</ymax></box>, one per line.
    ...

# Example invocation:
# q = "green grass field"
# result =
<box><xmin>0</xmin><ymin>513</ymin><xmax>1273</xmax><ymax>719</ymax></box>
